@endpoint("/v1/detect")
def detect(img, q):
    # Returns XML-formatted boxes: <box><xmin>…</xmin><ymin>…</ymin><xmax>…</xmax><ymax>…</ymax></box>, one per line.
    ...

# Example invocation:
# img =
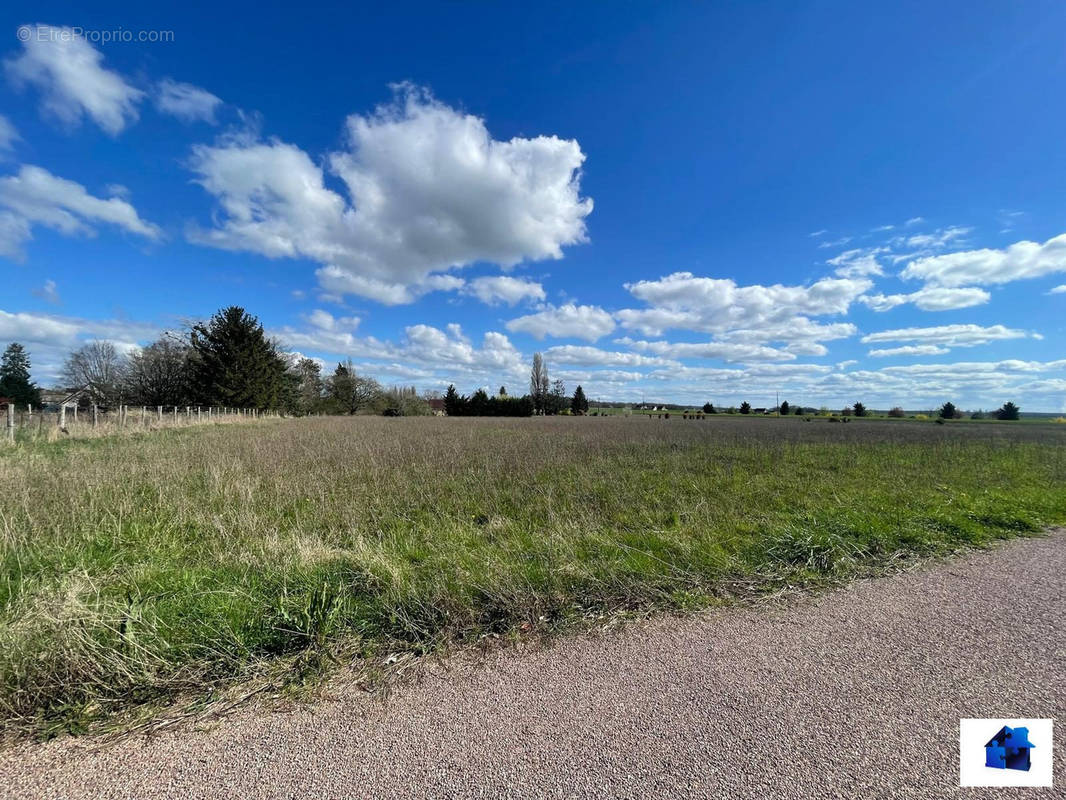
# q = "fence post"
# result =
<box><xmin>173</xmin><ymin>406</ymin><xmax>177</xmax><ymax>422</ymax></box>
<box><xmin>92</xmin><ymin>404</ymin><xmax>98</xmax><ymax>427</ymax></box>
<box><xmin>197</xmin><ymin>406</ymin><xmax>202</xmax><ymax>423</ymax></box>
<box><xmin>59</xmin><ymin>404</ymin><xmax>66</xmax><ymax>429</ymax></box>
<box><xmin>6</xmin><ymin>403</ymin><xmax>13</xmax><ymax>444</ymax></box>
<box><xmin>73</xmin><ymin>404</ymin><xmax>78</xmax><ymax>423</ymax></box>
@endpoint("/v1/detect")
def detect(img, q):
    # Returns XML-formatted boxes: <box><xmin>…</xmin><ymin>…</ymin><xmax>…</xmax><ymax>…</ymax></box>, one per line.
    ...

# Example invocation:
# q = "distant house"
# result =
<box><xmin>985</xmin><ymin>725</ymin><xmax>1034</xmax><ymax>771</ymax></box>
<box><xmin>752</xmin><ymin>408</ymin><xmax>767</xmax><ymax>415</ymax></box>
<box><xmin>39</xmin><ymin>386</ymin><xmax>93</xmax><ymax>411</ymax></box>
<box><xmin>427</xmin><ymin>398</ymin><xmax>446</xmax><ymax>416</ymax></box>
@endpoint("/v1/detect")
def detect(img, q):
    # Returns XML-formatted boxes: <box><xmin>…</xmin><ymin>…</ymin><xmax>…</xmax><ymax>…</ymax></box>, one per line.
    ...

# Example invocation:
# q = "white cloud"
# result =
<box><xmin>155</xmin><ymin>79</ymin><xmax>222</xmax><ymax>124</ymax></box>
<box><xmin>4</xmin><ymin>25</ymin><xmax>144</xmax><ymax>134</ymax></box>
<box><xmin>808</xmin><ymin>229</ymin><xmax>827</xmax><ymax>237</ymax></box>
<box><xmin>617</xmin><ymin>273</ymin><xmax>870</xmax><ymax>337</ymax></box>
<box><xmin>827</xmin><ymin>248</ymin><xmax>885</xmax><ymax>278</ymax></box>
<box><xmin>868</xmin><ymin>345</ymin><xmax>950</xmax><ymax>358</ymax></box>
<box><xmin>905</xmin><ymin>217</ymin><xmax>925</xmax><ymax>226</ymax></box>
<box><xmin>31</xmin><ymin>278</ymin><xmax>60</xmax><ymax>304</ymax></box>
<box><xmin>0</xmin><ymin>165</ymin><xmax>160</xmax><ymax>258</ymax></box>
<box><xmin>614</xmin><ymin>337</ymin><xmax>794</xmax><ymax>363</ymax></box>
<box><xmin>859</xmin><ymin>286</ymin><xmax>990</xmax><ymax>312</ymax></box>
<box><xmin>1048</xmin><ymin>284</ymin><xmax>1066</xmax><ymax>295</ymax></box>
<box><xmin>860</xmin><ymin>324</ymin><xmax>1032</xmax><ymax>349</ymax></box>
<box><xmin>901</xmin><ymin>225</ymin><xmax>971</xmax><ymax>250</ymax></box>
<box><xmin>901</xmin><ymin>233</ymin><xmax>1066</xmax><ymax>287</ymax></box>
<box><xmin>306</xmin><ymin>309</ymin><xmax>359</xmax><ymax>331</ymax></box>
<box><xmin>466</xmin><ymin>275</ymin><xmax>545</xmax><ymax>306</ymax></box>
<box><xmin>506</xmin><ymin>303</ymin><xmax>615</xmax><ymax>341</ymax></box>
<box><xmin>543</xmin><ymin>345</ymin><xmax>677</xmax><ymax>368</ymax></box>
<box><xmin>188</xmin><ymin>85</ymin><xmax>592</xmax><ymax>304</ymax></box>
<box><xmin>0</xmin><ymin>115</ymin><xmax>18</xmax><ymax>153</ymax></box>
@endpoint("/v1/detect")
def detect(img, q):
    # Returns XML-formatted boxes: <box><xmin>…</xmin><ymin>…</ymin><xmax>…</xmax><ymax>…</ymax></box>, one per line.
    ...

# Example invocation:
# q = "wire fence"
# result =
<box><xmin>3</xmin><ymin>403</ymin><xmax>279</xmax><ymax>445</ymax></box>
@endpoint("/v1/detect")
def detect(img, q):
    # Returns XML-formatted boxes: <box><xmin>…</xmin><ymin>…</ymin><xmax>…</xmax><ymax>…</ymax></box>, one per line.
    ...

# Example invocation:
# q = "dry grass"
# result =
<box><xmin>1</xmin><ymin>414</ymin><xmax>1064</xmax><ymax>736</ymax></box>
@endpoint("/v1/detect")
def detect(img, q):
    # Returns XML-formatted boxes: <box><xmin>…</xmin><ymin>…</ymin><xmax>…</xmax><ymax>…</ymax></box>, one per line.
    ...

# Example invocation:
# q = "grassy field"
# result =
<box><xmin>2</xmin><ymin>415</ymin><xmax>1065</xmax><ymax>735</ymax></box>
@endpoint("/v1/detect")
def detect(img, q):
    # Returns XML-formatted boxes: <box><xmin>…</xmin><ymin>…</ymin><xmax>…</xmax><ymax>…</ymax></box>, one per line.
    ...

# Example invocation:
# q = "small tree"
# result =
<box><xmin>546</xmin><ymin>378</ymin><xmax>567</xmax><ymax>415</ymax></box>
<box><xmin>739</xmin><ymin>401</ymin><xmax>751</xmax><ymax>414</ymax></box>
<box><xmin>0</xmin><ymin>343</ymin><xmax>41</xmax><ymax>406</ymax></box>
<box><xmin>702</xmin><ymin>402</ymin><xmax>715</xmax><ymax>414</ymax></box>
<box><xmin>327</xmin><ymin>359</ymin><xmax>382</xmax><ymax>415</ymax></box>
<box><xmin>124</xmin><ymin>336</ymin><xmax>193</xmax><ymax>406</ymax></box>
<box><xmin>498</xmin><ymin>385</ymin><xmax>507</xmax><ymax>397</ymax></box>
<box><xmin>793</xmin><ymin>405</ymin><xmax>803</xmax><ymax>415</ymax></box>
<box><xmin>571</xmin><ymin>385</ymin><xmax>589</xmax><ymax>414</ymax></box>
<box><xmin>62</xmin><ymin>340</ymin><xmax>126</xmax><ymax>405</ymax></box>
<box><xmin>852</xmin><ymin>401</ymin><xmax>867</xmax><ymax>417</ymax></box>
<box><xmin>888</xmin><ymin>406</ymin><xmax>905</xmax><ymax>418</ymax></box>
<box><xmin>444</xmin><ymin>384</ymin><xmax>464</xmax><ymax>416</ymax></box>
<box><xmin>841</xmin><ymin>406</ymin><xmax>854</xmax><ymax>417</ymax></box>
<box><xmin>939</xmin><ymin>401</ymin><xmax>957</xmax><ymax>420</ymax></box>
<box><xmin>291</xmin><ymin>357</ymin><xmax>324</xmax><ymax>415</ymax></box>
<box><xmin>779</xmin><ymin>400</ymin><xmax>790</xmax><ymax>415</ymax></box>
<box><xmin>996</xmin><ymin>401</ymin><xmax>1020</xmax><ymax>421</ymax></box>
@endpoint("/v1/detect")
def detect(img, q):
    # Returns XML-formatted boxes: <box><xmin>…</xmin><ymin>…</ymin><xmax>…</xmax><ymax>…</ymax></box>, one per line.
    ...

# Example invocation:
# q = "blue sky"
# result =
<box><xmin>2</xmin><ymin>2</ymin><xmax>1065</xmax><ymax>410</ymax></box>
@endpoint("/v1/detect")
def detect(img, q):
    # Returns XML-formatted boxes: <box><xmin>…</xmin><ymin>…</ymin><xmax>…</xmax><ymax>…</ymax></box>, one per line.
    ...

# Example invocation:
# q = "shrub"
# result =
<box><xmin>996</xmin><ymin>401</ymin><xmax>1020</xmax><ymax>421</ymax></box>
<box><xmin>888</xmin><ymin>407</ymin><xmax>905</xmax><ymax>418</ymax></box>
<box><xmin>939</xmin><ymin>402</ymin><xmax>958</xmax><ymax>420</ymax></box>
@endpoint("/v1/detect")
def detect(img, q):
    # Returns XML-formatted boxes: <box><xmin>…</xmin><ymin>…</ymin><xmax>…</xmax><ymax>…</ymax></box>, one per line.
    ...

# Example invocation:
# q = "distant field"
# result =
<box><xmin>2</xmin><ymin>415</ymin><xmax>1065</xmax><ymax>735</ymax></box>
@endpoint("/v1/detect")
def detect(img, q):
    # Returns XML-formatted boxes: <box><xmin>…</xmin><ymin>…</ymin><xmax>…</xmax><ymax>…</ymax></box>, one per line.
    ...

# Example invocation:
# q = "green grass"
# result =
<box><xmin>1</xmin><ymin>415</ymin><xmax>1065</xmax><ymax>735</ymax></box>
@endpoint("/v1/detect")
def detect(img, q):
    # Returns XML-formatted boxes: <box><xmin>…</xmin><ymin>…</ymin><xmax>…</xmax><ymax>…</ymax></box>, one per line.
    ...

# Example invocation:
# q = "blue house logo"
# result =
<box><xmin>985</xmin><ymin>725</ymin><xmax>1034</xmax><ymax>771</ymax></box>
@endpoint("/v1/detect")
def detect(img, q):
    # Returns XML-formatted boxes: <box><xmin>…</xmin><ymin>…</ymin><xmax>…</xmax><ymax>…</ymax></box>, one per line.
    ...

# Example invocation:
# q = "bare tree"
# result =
<box><xmin>291</xmin><ymin>357</ymin><xmax>324</xmax><ymax>415</ymax></box>
<box><xmin>62</xmin><ymin>341</ymin><xmax>127</xmax><ymax>405</ymax></box>
<box><xmin>124</xmin><ymin>336</ymin><xmax>193</xmax><ymax>405</ymax></box>
<box><xmin>530</xmin><ymin>353</ymin><xmax>549</xmax><ymax>414</ymax></box>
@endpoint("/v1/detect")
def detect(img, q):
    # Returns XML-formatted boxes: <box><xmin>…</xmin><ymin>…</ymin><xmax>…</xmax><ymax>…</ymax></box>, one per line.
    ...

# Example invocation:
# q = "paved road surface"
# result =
<box><xmin>2</xmin><ymin>532</ymin><xmax>1063</xmax><ymax>799</ymax></box>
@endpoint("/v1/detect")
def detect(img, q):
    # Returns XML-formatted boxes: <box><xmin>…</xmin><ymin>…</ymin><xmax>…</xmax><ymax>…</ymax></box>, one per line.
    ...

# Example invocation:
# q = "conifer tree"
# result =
<box><xmin>0</xmin><ymin>343</ymin><xmax>41</xmax><ymax>406</ymax></box>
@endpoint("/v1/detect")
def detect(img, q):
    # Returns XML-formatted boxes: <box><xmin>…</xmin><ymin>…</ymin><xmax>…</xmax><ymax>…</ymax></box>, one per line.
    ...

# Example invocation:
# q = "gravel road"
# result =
<box><xmin>2</xmin><ymin>532</ymin><xmax>1063</xmax><ymax>799</ymax></box>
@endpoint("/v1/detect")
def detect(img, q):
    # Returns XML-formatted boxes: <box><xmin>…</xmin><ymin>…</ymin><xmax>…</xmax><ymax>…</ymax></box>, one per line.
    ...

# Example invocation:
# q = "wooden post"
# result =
<box><xmin>141</xmin><ymin>406</ymin><xmax>146</xmax><ymax>425</ymax></box>
<box><xmin>6</xmin><ymin>403</ymin><xmax>13</xmax><ymax>444</ymax></box>
<box><xmin>173</xmin><ymin>406</ymin><xmax>177</xmax><ymax>422</ymax></box>
<box><xmin>186</xmin><ymin>405</ymin><xmax>191</xmax><ymax>420</ymax></box>
<box><xmin>73</xmin><ymin>404</ymin><xmax>78</xmax><ymax>423</ymax></box>
<box><xmin>92</xmin><ymin>404</ymin><xmax>98</xmax><ymax>428</ymax></box>
<box><xmin>197</xmin><ymin>406</ymin><xmax>202</xmax><ymax>423</ymax></box>
<box><xmin>59</xmin><ymin>404</ymin><xmax>66</xmax><ymax>429</ymax></box>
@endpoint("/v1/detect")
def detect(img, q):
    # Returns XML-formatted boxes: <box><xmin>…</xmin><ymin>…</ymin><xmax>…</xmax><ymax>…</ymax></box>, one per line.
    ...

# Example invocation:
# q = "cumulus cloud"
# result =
<box><xmin>617</xmin><ymin>273</ymin><xmax>870</xmax><ymax>338</ymax></box>
<box><xmin>860</xmin><ymin>323</ymin><xmax>1032</xmax><ymax>349</ymax></box>
<box><xmin>1048</xmin><ymin>284</ymin><xmax>1066</xmax><ymax>295</ymax></box>
<box><xmin>466</xmin><ymin>275</ymin><xmax>545</xmax><ymax>306</ymax></box>
<box><xmin>867</xmin><ymin>345</ymin><xmax>950</xmax><ymax>358</ymax></box>
<box><xmin>614</xmin><ymin>337</ymin><xmax>794</xmax><ymax>363</ymax></box>
<box><xmin>901</xmin><ymin>233</ymin><xmax>1066</xmax><ymax>287</ymax></box>
<box><xmin>188</xmin><ymin>86</ymin><xmax>592</xmax><ymax>304</ymax></box>
<box><xmin>4</xmin><ymin>25</ymin><xmax>144</xmax><ymax>134</ymax></box>
<box><xmin>543</xmin><ymin>345</ymin><xmax>677</xmax><ymax>368</ymax></box>
<box><xmin>859</xmin><ymin>286</ymin><xmax>991</xmax><ymax>312</ymax></box>
<box><xmin>0</xmin><ymin>165</ymin><xmax>160</xmax><ymax>258</ymax></box>
<box><xmin>506</xmin><ymin>303</ymin><xmax>615</xmax><ymax>341</ymax></box>
<box><xmin>155</xmin><ymin>79</ymin><xmax>222</xmax><ymax>124</ymax></box>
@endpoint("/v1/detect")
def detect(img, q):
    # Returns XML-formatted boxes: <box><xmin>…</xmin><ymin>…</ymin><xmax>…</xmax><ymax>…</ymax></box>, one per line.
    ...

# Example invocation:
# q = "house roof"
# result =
<box><xmin>985</xmin><ymin>726</ymin><xmax>1035</xmax><ymax>749</ymax></box>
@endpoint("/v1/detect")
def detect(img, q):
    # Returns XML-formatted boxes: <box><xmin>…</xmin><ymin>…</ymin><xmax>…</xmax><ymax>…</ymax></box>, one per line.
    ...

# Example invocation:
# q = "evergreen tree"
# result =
<box><xmin>852</xmin><ymin>401</ymin><xmax>867</xmax><ymax>417</ymax></box>
<box><xmin>793</xmin><ymin>405</ymin><xmax>803</xmax><ymax>415</ymax></box>
<box><xmin>0</xmin><ymin>343</ymin><xmax>41</xmax><ymax>406</ymax></box>
<box><xmin>571</xmin><ymin>385</ymin><xmax>589</xmax><ymax>414</ymax></box>
<box><xmin>939</xmin><ymin>401</ymin><xmax>957</xmax><ymax>420</ymax></box>
<box><xmin>779</xmin><ymin>400</ymin><xmax>790</xmax><ymax>415</ymax></box>
<box><xmin>739</xmin><ymin>401</ymin><xmax>751</xmax><ymax>414</ymax></box>
<box><xmin>702</xmin><ymin>402</ymin><xmax>714</xmax><ymax>414</ymax></box>
<box><xmin>498</xmin><ymin>385</ymin><xmax>507</xmax><ymax>397</ymax></box>
<box><xmin>444</xmin><ymin>384</ymin><xmax>465</xmax><ymax>416</ymax></box>
<box><xmin>996</xmin><ymin>401</ymin><xmax>1020</xmax><ymax>421</ymax></box>
<box><xmin>190</xmin><ymin>307</ymin><xmax>289</xmax><ymax>409</ymax></box>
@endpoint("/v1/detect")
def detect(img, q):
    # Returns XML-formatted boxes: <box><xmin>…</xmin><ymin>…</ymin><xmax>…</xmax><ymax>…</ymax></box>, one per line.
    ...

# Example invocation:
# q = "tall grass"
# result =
<box><xmin>1</xmin><ymin>415</ymin><xmax>1064</xmax><ymax>734</ymax></box>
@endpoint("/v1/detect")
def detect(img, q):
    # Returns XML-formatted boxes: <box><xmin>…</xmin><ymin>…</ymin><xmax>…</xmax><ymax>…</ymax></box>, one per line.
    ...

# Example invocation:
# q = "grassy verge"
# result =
<box><xmin>1</xmin><ymin>415</ymin><xmax>1064</xmax><ymax>736</ymax></box>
